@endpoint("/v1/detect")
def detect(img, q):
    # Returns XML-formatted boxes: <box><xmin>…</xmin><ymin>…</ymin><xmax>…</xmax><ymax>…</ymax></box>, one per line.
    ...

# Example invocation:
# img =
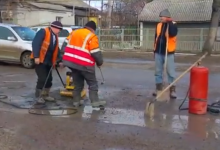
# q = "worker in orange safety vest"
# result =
<box><xmin>62</xmin><ymin>21</ymin><xmax>105</xmax><ymax>108</ymax></box>
<box><xmin>31</xmin><ymin>21</ymin><xmax>64</xmax><ymax>106</ymax></box>
<box><xmin>152</xmin><ymin>9</ymin><xmax>178</xmax><ymax>99</ymax></box>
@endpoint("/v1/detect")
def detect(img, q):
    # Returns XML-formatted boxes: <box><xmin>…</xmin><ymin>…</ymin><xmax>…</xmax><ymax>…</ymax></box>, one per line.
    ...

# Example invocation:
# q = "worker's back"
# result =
<box><xmin>62</xmin><ymin>22</ymin><xmax>103</xmax><ymax>72</ymax></box>
<box><xmin>68</xmin><ymin>28</ymin><xmax>97</xmax><ymax>51</ymax></box>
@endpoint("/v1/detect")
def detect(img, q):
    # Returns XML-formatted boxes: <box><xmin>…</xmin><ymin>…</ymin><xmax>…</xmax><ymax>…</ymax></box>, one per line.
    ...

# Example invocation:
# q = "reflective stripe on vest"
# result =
<box><xmin>63</xmin><ymin>32</ymin><xmax>95</xmax><ymax>66</ymax></box>
<box><xmin>154</xmin><ymin>23</ymin><xmax>177</xmax><ymax>52</ymax></box>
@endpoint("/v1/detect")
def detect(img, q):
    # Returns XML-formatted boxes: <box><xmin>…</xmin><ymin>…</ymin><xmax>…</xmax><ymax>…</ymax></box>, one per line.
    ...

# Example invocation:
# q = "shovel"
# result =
<box><xmin>145</xmin><ymin>53</ymin><xmax>208</xmax><ymax>116</ymax></box>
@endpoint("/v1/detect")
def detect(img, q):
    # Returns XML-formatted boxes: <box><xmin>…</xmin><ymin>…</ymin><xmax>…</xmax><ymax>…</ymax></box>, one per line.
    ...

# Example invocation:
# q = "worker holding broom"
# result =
<box><xmin>62</xmin><ymin>21</ymin><xmax>106</xmax><ymax>108</ymax></box>
<box><xmin>152</xmin><ymin>9</ymin><xmax>178</xmax><ymax>99</ymax></box>
<box><xmin>31</xmin><ymin>21</ymin><xmax>64</xmax><ymax>105</ymax></box>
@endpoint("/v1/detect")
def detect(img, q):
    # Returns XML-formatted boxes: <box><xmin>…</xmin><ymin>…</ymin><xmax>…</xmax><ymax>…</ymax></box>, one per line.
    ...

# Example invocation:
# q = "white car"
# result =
<box><xmin>31</xmin><ymin>26</ymin><xmax>81</xmax><ymax>48</ymax></box>
<box><xmin>0</xmin><ymin>23</ymin><xmax>35</xmax><ymax>68</ymax></box>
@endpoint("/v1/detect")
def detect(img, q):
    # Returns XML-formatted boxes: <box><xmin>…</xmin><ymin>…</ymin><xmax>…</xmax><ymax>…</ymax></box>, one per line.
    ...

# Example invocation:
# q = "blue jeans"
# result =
<box><xmin>155</xmin><ymin>53</ymin><xmax>175</xmax><ymax>84</ymax></box>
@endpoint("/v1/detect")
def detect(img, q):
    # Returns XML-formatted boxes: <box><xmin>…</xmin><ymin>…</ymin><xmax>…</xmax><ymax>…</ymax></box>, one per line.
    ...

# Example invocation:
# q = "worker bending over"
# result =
<box><xmin>62</xmin><ymin>21</ymin><xmax>106</xmax><ymax>108</ymax></box>
<box><xmin>31</xmin><ymin>21</ymin><xmax>63</xmax><ymax>105</ymax></box>
<box><xmin>153</xmin><ymin>9</ymin><xmax>178</xmax><ymax>99</ymax></box>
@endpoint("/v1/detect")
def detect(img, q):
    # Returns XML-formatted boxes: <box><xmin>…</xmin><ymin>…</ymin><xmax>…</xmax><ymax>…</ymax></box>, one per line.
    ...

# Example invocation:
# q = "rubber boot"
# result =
<box><xmin>170</xmin><ymin>85</ymin><xmax>177</xmax><ymax>99</ymax></box>
<box><xmin>42</xmin><ymin>88</ymin><xmax>55</xmax><ymax>102</ymax></box>
<box><xmin>89</xmin><ymin>90</ymin><xmax>106</xmax><ymax>108</ymax></box>
<box><xmin>35</xmin><ymin>89</ymin><xmax>45</xmax><ymax>104</ymax></box>
<box><xmin>152</xmin><ymin>83</ymin><xmax>163</xmax><ymax>97</ymax></box>
<box><xmin>72</xmin><ymin>90</ymin><xmax>81</xmax><ymax>107</ymax></box>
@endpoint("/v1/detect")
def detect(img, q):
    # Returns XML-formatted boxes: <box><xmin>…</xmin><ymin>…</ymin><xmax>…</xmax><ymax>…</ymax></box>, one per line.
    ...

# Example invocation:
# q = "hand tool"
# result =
<box><xmin>99</xmin><ymin>67</ymin><xmax>105</xmax><ymax>85</ymax></box>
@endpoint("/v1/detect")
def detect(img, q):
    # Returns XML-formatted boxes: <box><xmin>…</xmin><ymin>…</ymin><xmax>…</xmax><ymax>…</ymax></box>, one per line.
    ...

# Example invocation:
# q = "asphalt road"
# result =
<box><xmin>0</xmin><ymin>60</ymin><xmax>220</xmax><ymax>150</ymax></box>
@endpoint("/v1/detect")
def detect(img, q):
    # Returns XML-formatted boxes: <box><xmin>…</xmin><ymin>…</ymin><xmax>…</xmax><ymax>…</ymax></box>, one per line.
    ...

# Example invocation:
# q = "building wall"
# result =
<box><xmin>14</xmin><ymin>7</ymin><xmax>75</xmax><ymax>26</ymax></box>
<box><xmin>75</xmin><ymin>9</ymin><xmax>88</xmax><ymax>16</ymax></box>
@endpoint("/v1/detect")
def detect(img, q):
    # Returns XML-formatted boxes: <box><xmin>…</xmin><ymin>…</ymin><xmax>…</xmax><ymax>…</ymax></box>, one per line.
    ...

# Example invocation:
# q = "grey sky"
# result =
<box><xmin>84</xmin><ymin>0</ymin><xmax>108</xmax><ymax>10</ymax></box>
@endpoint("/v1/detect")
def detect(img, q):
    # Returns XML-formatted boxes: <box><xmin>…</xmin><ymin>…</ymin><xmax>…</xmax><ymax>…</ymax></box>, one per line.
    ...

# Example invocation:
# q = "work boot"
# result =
<box><xmin>35</xmin><ymin>89</ymin><xmax>45</xmax><ymax>104</ymax></box>
<box><xmin>170</xmin><ymin>85</ymin><xmax>177</xmax><ymax>99</ymax></box>
<box><xmin>152</xmin><ymin>83</ymin><xmax>163</xmax><ymax>97</ymax></box>
<box><xmin>89</xmin><ymin>90</ymin><xmax>106</xmax><ymax>108</ymax></box>
<box><xmin>42</xmin><ymin>88</ymin><xmax>55</xmax><ymax>102</ymax></box>
<box><xmin>72</xmin><ymin>91</ymin><xmax>82</xmax><ymax>107</ymax></box>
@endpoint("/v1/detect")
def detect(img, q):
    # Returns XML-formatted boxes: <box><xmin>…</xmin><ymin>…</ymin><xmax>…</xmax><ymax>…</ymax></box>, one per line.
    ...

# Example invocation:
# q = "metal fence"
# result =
<box><xmin>97</xmin><ymin>28</ymin><xmax>220</xmax><ymax>52</ymax></box>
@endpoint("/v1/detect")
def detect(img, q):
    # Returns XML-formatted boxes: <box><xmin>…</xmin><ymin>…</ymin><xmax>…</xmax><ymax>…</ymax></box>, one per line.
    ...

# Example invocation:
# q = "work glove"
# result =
<box><xmin>55</xmin><ymin>59</ymin><xmax>64</xmax><ymax>68</ymax></box>
<box><xmin>167</xmin><ymin>19</ymin><xmax>176</xmax><ymax>25</ymax></box>
<box><xmin>166</xmin><ymin>18</ymin><xmax>173</xmax><ymax>22</ymax></box>
<box><xmin>96</xmin><ymin>64</ymin><xmax>102</xmax><ymax>68</ymax></box>
<box><xmin>56</xmin><ymin>58</ymin><xmax>62</xmax><ymax>64</ymax></box>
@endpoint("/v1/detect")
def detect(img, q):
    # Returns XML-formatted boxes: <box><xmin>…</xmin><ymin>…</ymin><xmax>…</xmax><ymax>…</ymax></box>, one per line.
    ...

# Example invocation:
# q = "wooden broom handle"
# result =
<box><xmin>156</xmin><ymin>53</ymin><xmax>208</xmax><ymax>99</ymax></box>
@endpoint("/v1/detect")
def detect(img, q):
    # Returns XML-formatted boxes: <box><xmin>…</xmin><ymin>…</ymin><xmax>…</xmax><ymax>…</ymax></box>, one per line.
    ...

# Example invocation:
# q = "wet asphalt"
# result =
<box><xmin>0</xmin><ymin>59</ymin><xmax>220</xmax><ymax>150</ymax></box>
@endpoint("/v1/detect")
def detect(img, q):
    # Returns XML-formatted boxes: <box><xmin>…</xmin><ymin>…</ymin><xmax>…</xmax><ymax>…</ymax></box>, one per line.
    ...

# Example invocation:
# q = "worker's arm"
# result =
<box><xmin>57</xmin><ymin>47</ymin><xmax>62</xmax><ymax>62</ymax></box>
<box><xmin>32</xmin><ymin>29</ymin><xmax>45</xmax><ymax>58</ymax></box>
<box><xmin>60</xmin><ymin>40</ymin><xmax>68</xmax><ymax>52</ymax></box>
<box><xmin>89</xmin><ymin>35</ymin><xmax>103</xmax><ymax>66</ymax></box>
<box><xmin>154</xmin><ymin>23</ymin><xmax>159</xmax><ymax>46</ymax></box>
<box><xmin>154</xmin><ymin>28</ymin><xmax>157</xmax><ymax>46</ymax></box>
<box><xmin>154</xmin><ymin>24</ymin><xmax>158</xmax><ymax>53</ymax></box>
<box><xmin>60</xmin><ymin>35</ymin><xmax>70</xmax><ymax>52</ymax></box>
<box><xmin>168</xmin><ymin>21</ymin><xmax>178</xmax><ymax>37</ymax></box>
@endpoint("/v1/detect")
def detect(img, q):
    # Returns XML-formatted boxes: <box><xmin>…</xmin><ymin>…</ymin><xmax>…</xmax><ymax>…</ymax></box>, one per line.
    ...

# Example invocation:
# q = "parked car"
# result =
<box><xmin>31</xmin><ymin>25</ymin><xmax>82</xmax><ymax>48</ymax></box>
<box><xmin>0</xmin><ymin>23</ymin><xmax>35</xmax><ymax>68</ymax></box>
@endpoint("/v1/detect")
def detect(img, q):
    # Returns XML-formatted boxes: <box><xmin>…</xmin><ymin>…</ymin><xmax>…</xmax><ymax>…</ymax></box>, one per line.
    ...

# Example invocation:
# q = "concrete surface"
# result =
<box><xmin>0</xmin><ymin>57</ymin><xmax>220</xmax><ymax>150</ymax></box>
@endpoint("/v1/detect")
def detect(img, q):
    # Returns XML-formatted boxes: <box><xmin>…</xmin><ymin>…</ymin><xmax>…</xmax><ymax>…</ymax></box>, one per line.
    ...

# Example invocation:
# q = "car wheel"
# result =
<box><xmin>21</xmin><ymin>52</ymin><xmax>34</xmax><ymax>69</ymax></box>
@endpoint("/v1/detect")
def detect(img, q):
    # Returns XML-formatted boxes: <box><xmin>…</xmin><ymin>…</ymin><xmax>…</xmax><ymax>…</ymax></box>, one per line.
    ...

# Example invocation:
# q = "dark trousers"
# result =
<box><xmin>35</xmin><ymin>64</ymin><xmax>53</xmax><ymax>89</ymax></box>
<box><xmin>70</xmin><ymin>68</ymin><xmax>98</xmax><ymax>92</ymax></box>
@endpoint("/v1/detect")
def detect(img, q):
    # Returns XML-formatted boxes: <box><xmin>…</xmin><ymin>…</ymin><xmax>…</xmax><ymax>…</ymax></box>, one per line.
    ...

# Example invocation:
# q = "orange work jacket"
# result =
<box><xmin>62</xmin><ymin>28</ymin><xmax>100</xmax><ymax>66</ymax></box>
<box><xmin>154</xmin><ymin>22</ymin><xmax>177</xmax><ymax>52</ymax></box>
<box><xmin>31</xmin><ymin>27</ymin><xmax>59</xmax><ymax>65</ymax></box>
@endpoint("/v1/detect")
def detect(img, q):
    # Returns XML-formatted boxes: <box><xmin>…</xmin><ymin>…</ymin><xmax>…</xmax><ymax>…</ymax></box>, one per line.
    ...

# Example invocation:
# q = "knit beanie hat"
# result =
<box><xmin>84</xmin><ymin>21</ymin><xmax>97</xmax><ymax>31</ymax></box>
<box><xmin>51</xmin><ymin>21</ymin><xmax>63</xmax><ymax>30</ymax></box>
<box><xmin>159</xmin><ymin>9</ymin><xmax>171</xmax><ymax>18</ymax></box>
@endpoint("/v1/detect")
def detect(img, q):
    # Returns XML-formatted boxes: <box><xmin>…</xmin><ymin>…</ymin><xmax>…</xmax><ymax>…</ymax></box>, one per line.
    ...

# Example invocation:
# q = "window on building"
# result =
<box><xmin>75</xmin><ymin>16</ymin><xmax>83</xmax><ymax>26</ymax></box>
<box><xmin>0</xmin><ymin>26</ymin><xmax>16</xmax><ymax>40</ymax></box>
<box><xmin>58</xmin><ymin>29</ymin><xmax>69</xmax><ymax>37</ymax></box>
<box><xmin>56</xmin><ymin>16</ymin><xmax>63</xmax><ymax>22</ymax></box>
<box><xmin>75</xmin><ymin>16</ymin><xmax>89</xmax><ymax>26</ymax></box>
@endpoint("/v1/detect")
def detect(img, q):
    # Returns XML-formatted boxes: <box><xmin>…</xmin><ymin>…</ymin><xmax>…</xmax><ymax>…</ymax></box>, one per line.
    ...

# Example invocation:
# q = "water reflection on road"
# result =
<box><xmin>81</xmin><ymin>106</ymin><xmax>220</xmax><ymax>140</ymax></box>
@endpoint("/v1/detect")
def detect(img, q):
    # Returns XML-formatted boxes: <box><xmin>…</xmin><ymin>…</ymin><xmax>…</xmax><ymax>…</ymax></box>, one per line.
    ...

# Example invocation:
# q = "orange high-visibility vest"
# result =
<box><xmin>31</xmin><ymin>27</ymin><xmax>59</xmax><ymax>65</ymax></box>
<box><xmin>154</xmin><ymin>22</ymin><xmax>177</xmax><ymax>52</ymax></box>
<box><xmin>62</xmin><ymin>28</ymin><xmax>100</xmax><ymax>66</ymax></box>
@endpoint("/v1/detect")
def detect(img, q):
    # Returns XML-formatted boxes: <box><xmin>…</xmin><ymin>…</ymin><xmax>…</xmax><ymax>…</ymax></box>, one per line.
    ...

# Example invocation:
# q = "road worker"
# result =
<box><xmin>62</xmin><ymin>21</ymin><xmax>106</xmax><ymax>108</ymax></box>
<box><xmin>31</xmin><ymin>21</ymin><xmax>63</xmax><ymax>105</ymax></box>
<box><xmin>152</xmin><ymin>9</ymin><xmax>178</xmax><ymax>99</ymax></box>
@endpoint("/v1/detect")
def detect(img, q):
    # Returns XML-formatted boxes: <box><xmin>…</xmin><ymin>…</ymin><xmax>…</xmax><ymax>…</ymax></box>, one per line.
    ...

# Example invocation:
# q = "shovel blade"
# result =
<box><xmin>145</xmin><ymin>101</ymin><xmax>155</xmax><ymax>118</ymax></box>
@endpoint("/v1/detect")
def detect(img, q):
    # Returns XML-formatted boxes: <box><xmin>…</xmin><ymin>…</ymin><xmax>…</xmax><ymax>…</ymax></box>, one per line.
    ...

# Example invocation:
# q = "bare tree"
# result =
<box><xmin>0</xmin><ymin>0</ymin><xmax>3</xmax><ymax>23</ymax></box>
<box><xmin>0</xmin><ymin>12</ymin><xmax>2</xmax><ymax>23</ymax></box>
<box><xmin>110</xmin><ymin>0</ymin><xmax>146</xmax><ymax>26</ymax></box>
<box><xmin>202</xmin><ymin>0</ymin><xmax>220</xmax><ymax>55</ymax></box>
<box><xmin>107</xmin><ymin>0</ymin><xmax>114</xmax><ymax>28</ymax></box>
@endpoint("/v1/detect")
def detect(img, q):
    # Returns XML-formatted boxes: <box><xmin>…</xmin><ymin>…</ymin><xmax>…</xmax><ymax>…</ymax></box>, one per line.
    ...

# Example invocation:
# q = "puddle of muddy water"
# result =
<box><xmin>28</xmin><ymin>108</ymin><xmax>77</xmax><ymax>116</ymax></box>
<box><xmin>1</xmin><ymin>85</ymin><xmax>220</xmax><ymax>140</ymax></box>
<box><xmin>1</xmin><ymin>96</ymin><xmax>220</xmax><ymax>140</ymax></box>
<box><xmin>80</xmin><ymin>106</ymin><xmax>220</xmax><ymax>140</ymax></box>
